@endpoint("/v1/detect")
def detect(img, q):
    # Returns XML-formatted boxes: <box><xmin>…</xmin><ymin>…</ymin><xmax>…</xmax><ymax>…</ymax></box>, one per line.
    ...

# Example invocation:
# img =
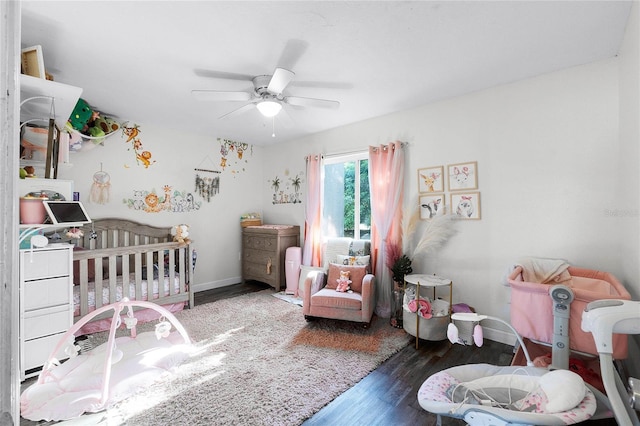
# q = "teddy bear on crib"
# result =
<box><xmin>336</xmin><ymin>270</ymin><xmax>353</xmax><ymax>293</ymax></box>
<box><xmin>171</xmin><ymin>224</ymin><xmax>191</xmax><ymax>245</ymax></box>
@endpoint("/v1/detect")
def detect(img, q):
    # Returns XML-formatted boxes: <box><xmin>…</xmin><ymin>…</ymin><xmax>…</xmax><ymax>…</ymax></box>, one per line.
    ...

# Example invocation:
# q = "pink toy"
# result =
<box><xmin>408</xmin><ymin>298</ymin><xmax>432</xmax><ymax>319</ymax></box>
<box><xmin>335</xmin><ymin>270</ymin><xmax>352</xmax><ymax>293</ymax></box>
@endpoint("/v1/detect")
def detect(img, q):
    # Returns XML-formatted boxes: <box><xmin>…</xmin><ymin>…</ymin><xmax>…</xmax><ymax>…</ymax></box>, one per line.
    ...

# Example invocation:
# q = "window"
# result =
<box><xmin>322</xmin><ymin>152</ymin><xmax>371</xmax><ymax>240</ymax></box>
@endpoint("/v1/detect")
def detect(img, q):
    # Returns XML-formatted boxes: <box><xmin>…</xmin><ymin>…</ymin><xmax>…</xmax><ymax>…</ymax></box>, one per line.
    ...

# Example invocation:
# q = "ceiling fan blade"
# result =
<box><xmin>276</xmin><ymin>39</ymin><xmax>309</xmax><ymax>70</ymax></box>
<box><xmin>192</xmin><ymin>90</ymin><xmax>252</xmax><ymax>102</ymax></box>
<box><xmin>277</xmin><ymin>107</ymin><xmax>294</xmax><ymax>129</ymax></box>
<box><xmin>194</xmin><ymin>68</ymin><xmax>254</xmax><ymax>82</ymax></box>
<box><xmin>267</xmin><ymin>68</ymin><xmax>295</xmax><ymax>95</ymax></box>
<box><xmin>285</xmin><ymin>96</ymin><xmax>340</xmax><ymax>109</ymax></box>
<box><xmin>218</xmin><ymin>103</ymin><xmax>255</xmax><ymax>120</ymax></box>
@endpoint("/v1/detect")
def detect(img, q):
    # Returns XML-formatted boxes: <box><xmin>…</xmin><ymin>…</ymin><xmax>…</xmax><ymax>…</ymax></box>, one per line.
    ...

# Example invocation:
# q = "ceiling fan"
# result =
<box><xmin>192</xmin><ymin>67</ymin><xmax>340</xmax><ymax>121</ymax></box>
<box><xmin>191</xmin><ymin>40</ymin><xmax>341</xmax><ymax>122</ymax></box>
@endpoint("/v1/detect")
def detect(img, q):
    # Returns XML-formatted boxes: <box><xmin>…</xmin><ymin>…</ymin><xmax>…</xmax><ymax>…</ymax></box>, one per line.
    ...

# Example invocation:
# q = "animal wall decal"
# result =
<box><xmin>269</xmin><ymin>171</ymin><xmax>303</xmax><ymax>204</ymax></box>
<box><xmin>121</xmin><ymin>122</ymin><xmax>156</xmax><ymax>168</ymax></box>
<box><xmin>123</xmin><ymin>185</ymin><xmax>201</xmax><ymax>213</ymax></box>
<box><xmin>218</xmin><ymin>138</ymin><xmax>252</xmax><ymax>176</ymax></box>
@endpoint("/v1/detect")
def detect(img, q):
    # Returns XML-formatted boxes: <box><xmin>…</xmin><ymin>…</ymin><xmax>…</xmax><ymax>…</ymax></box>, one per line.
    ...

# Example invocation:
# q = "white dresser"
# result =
<box><xmin>19</xmin><ymin>244</ymin><xmax>73</xmax><ymax>380</ymax></box>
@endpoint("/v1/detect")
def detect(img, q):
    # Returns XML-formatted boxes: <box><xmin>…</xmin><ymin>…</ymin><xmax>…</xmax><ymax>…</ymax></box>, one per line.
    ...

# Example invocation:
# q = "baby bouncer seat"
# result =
<box><xmin>418</xmin><ymin>312</ymin><xmax>599</xmax><ymax>425</ymax></box>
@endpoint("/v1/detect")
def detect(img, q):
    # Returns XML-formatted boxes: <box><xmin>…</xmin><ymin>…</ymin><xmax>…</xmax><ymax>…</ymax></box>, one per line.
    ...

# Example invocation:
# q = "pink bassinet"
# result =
<box><xmin>508</xmin><ymin>266</ymin><xmax>630</xmax><ymax>359</ymax></box>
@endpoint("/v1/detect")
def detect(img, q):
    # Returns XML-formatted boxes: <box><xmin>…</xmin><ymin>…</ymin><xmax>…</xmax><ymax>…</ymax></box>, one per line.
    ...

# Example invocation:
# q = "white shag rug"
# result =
<box><xmin>58</xmin><ymin>290</ymin><xmax>409</xmax><ymax>425</ymax></box>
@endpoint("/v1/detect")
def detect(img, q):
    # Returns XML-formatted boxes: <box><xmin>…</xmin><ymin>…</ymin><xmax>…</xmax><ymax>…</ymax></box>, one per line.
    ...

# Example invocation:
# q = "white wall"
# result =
<box><xmin>618</xmin><ymin>0</ymin><xmax>640</xmax><ymax>301</ymax></box>
<box><xmin>616</xmin><ymin>0</ymin><xmax>640</xmax><ymax>378</ymax></box>
<box><xmin>263</xmin><ymin>56</ymin><xmax>634</xmax><ymax>344</ymax></box>
<box><xmin>58</xmin><ymin>126</ymin><xmax>265</xmax><ymax>292</ymax></box>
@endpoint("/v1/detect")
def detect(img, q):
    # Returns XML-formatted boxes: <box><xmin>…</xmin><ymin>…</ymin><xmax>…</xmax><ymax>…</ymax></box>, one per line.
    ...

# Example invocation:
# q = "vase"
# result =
<box><xmin>390</xmin><ymin>281</ymin><xmax>404</xmax><ymax>328</ymax></box>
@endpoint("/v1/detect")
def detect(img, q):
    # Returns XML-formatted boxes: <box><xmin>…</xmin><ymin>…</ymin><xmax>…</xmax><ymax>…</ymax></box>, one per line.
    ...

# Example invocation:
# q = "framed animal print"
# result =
<box><xmin>451</xmin><ymin>192</ymin><xmax>481</xmax><ymax>220</ymax></box>
<box><xmin>418</xmin><ymin>166</ymin><xmax>444</xmax><ymax>193</ymax></box>
<box><xmin>447</xmin><ymin>161</ymin><xmax>477</xmax><ymax>191</ymax></box>
<box><xmin>419</xmin><ymin>194</ymin><xmax>445</xmax><ymax>219</ymax></box>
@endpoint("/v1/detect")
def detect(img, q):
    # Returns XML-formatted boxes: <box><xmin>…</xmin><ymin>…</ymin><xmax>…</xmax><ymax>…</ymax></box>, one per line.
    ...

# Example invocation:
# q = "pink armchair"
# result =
<box><xmin>302</xmin><ymin>238</ymin><xmax>375</xmax><ymax>327</ymax></box>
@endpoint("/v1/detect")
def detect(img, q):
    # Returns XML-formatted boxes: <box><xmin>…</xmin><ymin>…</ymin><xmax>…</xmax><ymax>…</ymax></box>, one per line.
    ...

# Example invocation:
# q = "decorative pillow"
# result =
<box><xmin>327</xmin><ymin>263</ymin><xmax>367</xmax><ymax>293</ymax></box>
<box><xmin>297</xmin><ymin>265</ymin><xmax>324</xmax><ymax>298</ymax></box>
<box><xmin>349</xmin><ymin>240</ymin><xmax>370</xmax><ymax>257</ymax></box>
<box><xmin>336</xmin><ymin>254</ymin><xmax>370</xmax><ymax>270</ymax></box>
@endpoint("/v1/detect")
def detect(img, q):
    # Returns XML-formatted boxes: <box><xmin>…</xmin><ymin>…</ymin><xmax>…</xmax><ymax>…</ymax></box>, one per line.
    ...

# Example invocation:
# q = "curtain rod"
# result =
<box><xmin>335</xmin><ymin>141</ymin><xmax>407</xmax><ymax>155</ymax></box>
<box><xmin>306</xmin><ymin>142</ymin><xmax>408</xmax><ymax>160</ymax></box>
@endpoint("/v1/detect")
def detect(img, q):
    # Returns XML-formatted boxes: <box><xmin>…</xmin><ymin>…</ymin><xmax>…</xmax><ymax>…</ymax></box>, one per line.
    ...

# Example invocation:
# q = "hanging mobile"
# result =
<box><xmin>90</xmin><ymin>163</ymin><xmax>111</xmax><ymax>204</ymax></box>
<box><xmin>194</xmin><ymin>156</ymin><xmax>221</xmax><ymax>202</ymax></box>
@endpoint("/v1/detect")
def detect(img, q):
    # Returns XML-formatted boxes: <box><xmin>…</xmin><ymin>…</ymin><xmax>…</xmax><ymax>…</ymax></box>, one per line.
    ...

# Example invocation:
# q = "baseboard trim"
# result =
<box><xmin>193</xmin><ymin>277</ymin><xmax>240</xmax><ymax>293</ymax></box>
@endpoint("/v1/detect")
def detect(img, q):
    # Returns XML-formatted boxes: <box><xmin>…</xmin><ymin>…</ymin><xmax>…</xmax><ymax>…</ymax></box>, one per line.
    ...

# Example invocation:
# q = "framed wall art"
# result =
<box><xmin>419</xmin><ymin>194</ymin><xmax>445</xmax><ymax>219</ymax></box>
<box><xmin>418</xmin><ymin>166</ymin><xmax>444</xmax><ymax>193</ymax></box>
<box><xmin>447</xmin><ymin>161</ymin><xmax>477</xmax><ymax>191</ymax></box>
<box><xmin>451</xmin><ymin>192</ymin><xmax>481</xmax><ymax>220</ymax></box>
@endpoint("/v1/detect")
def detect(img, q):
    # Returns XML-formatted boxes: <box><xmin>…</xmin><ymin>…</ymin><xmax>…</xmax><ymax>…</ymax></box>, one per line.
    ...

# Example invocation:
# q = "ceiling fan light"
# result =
<box><xmin>256</xmin><ymin>100</ymin><xmax>282</xmax><ymax>117</ymax></box>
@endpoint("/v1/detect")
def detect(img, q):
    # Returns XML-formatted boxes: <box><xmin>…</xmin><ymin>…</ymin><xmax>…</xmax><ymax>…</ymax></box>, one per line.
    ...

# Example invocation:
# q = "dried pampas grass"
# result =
<box><xmin>403</xmin><ymin>200</ymin><xmax>458</xmax><ymax>261</ymax></box>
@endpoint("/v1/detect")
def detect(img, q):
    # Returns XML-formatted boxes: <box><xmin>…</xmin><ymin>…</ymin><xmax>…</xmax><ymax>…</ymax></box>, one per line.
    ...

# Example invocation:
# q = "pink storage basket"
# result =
<box><xmin>508</xmin><ymin>266</ymin><xmax>630</xmax><ymax>359</ymax></box>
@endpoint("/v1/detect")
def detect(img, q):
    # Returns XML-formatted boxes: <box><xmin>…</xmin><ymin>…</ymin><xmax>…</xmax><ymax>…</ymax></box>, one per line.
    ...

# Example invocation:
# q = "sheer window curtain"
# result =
<box><xmin>302</xmin><ymin>154</ymin><xmax>323</xmax><ymax>267</ymax></box>
<box><xmin>369</xmin><ymin>141</ymin><xmax>405</xmax><ymax>318</ymax></box>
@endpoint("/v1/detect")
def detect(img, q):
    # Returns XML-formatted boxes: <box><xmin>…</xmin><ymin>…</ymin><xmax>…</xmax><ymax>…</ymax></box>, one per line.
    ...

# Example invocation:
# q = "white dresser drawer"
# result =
<box><xmin>21</xmin><ymin>247</ymin><xmax>71</xmax><ymax>280</ymax></box>
<box><xmin>23</xmin><ymin>332</ymin><xmax>67</xmax><ymax>371</ymax></box>
<box><xmin>23</xmin><ymin>304</ymin><xmax>71</xmax><ymax>340</ymax></box>
<box><xmin>23</xmin><ymin>276</ymin><xmax>71</xmax><ymax>311</ymax></box>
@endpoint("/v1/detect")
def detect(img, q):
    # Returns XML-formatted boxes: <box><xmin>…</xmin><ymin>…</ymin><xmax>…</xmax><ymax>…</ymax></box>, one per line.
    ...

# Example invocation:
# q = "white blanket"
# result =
<box><xmin>517</xmin><ymin>257</ymin><xmax>571</xmax><ymax>284</ymax></box>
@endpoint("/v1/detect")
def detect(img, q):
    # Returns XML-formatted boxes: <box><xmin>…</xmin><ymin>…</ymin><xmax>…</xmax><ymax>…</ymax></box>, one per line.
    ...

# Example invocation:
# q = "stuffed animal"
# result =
<box><xmin>171</xmin><ymin>224</ymin><xmax>191</xmax><ymax>245</ymax></box>
<box><xmin>408</xmin><ymin>298</ymin><xmax>432</xmax><ymax>319</ymax></box>
<box><xmin>335</xmin><ymin>270</ymin><xmax>352</xmax><ymax>293</ymax></box>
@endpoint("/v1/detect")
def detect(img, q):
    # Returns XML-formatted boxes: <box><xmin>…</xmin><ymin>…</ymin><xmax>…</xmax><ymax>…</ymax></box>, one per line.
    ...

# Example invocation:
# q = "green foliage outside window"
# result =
<box><xmin>344</xmin><ymin>160</ymin><xmax>371</xmax><ymax>237</ymax></box>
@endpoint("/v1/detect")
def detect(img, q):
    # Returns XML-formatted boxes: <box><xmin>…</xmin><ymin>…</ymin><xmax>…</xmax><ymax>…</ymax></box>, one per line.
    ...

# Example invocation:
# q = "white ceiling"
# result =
<box><xmin>20</xmin><ymin>1</ymin><xmax>632</xmax><ymax>146</ymax></box>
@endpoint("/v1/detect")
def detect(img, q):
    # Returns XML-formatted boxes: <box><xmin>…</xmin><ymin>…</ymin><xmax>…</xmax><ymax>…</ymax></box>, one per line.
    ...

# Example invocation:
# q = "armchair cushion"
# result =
<box><xmin>310</xmin><ymin>288</ymin><xmax>363</xmax><ymax>310</ymax></box>
<box><xmin>327</xmin><ymin>263</ymin><xmax>367</xmax><ymax>293</ymax></box>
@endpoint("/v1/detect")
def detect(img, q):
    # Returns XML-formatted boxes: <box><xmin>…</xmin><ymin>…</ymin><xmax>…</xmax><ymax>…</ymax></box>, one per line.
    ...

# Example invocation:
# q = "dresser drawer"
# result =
<box><xmin>21</xmin><ymin>248</ymin><xmax>71</xmax><ymax>280</ymax></box>
<box><xmin>243</xmin><ymin>262</ymin><xmax>275</xmax><ymax>285</ymax></box>
<box><xmin>243</xmin><ymin>248</ymin><xmax>274</xmax><ymax>264</ymax></box>
<box><xmin>23</xmin><ymin>304</ymin><xmax>71</xmax><ymax>340</ymax></box>
<box><xmin>23</xmin><ymin>332</ymin><xmax>67</xmax><ymax>371</ymax></box>
<box><xmin>243</xmin><ymin>235</ymin><xmax>277</xmax><ymax>251</ymax></box>
<box><xmin>23</xmin><ymin>276</ymin><xmax>71</xmax><ymax>311</ymax></box>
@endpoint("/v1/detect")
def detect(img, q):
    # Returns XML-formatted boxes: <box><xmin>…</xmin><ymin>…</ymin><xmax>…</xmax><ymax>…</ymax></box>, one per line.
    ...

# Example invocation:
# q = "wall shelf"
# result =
<box><xmin>20</xmin><ymin>74</ymin><xmax>82</xmax><ymax>129</ymax></box>
<box><xmin>20</xmin><ymin>75</ymin><xmax>82</xmax><ymax>178</ymax></box>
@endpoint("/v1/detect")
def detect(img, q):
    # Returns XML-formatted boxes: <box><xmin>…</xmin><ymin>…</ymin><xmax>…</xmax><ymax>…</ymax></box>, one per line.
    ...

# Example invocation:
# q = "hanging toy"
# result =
<box><xmin>90</xmin><ymin>163</ymin><xmax>111</xmax><ymax>204</ymax></box>
<box><xmin>155</xmin><ymin>318</ymin><xmax>172</xmax><ymax>340</ymax></box>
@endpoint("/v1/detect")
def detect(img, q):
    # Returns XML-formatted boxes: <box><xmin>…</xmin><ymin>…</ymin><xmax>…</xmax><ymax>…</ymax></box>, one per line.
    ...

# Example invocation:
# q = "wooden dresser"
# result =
<box><xmin>242</xmin><ymin>225</ymin><xmax>300</xmax><ymax>291</ymax></box>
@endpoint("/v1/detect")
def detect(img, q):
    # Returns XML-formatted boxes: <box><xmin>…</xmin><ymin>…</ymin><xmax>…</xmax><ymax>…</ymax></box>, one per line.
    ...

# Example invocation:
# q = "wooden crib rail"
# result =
<box><xmin>73</xmin><ymin>242</ymin><xmax>192</xmax><ymax>322</ymax></box>
<box><xmin>78</xmin><ymin>218</ymin><xmax>173</xmax><ymax>249</ymax></box>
